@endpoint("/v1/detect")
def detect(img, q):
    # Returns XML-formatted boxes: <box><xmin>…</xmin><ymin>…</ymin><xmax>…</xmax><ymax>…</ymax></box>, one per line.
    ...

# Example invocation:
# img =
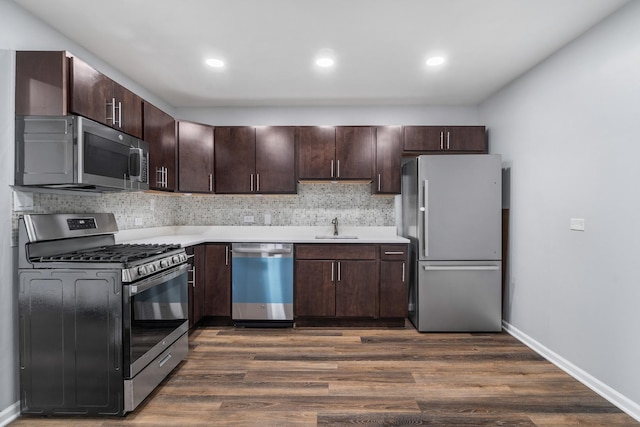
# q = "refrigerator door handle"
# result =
<box><xmin>421</xmin><ymin>180</ymin><xmax>428</xmax><ymax>257</ymax></box>
<box><xmin>423</xmin><ymin>265</ymin><xmax>500</xmax><ymax>271</ymax></box>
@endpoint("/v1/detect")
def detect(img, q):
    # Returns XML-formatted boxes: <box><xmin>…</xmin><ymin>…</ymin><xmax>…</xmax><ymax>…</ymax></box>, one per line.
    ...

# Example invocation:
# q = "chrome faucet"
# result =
<box><xmin>332</xmin><ymin>217</ymin><xmax>339</xmax><ymax>236</ymax></box>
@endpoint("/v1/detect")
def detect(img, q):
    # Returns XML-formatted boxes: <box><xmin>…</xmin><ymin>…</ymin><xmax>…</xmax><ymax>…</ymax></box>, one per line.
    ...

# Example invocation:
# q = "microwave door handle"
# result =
<box><xmin>129</xmin><ymin>147</ymin><xmax>143</xmax><ymax>181</ymax></box>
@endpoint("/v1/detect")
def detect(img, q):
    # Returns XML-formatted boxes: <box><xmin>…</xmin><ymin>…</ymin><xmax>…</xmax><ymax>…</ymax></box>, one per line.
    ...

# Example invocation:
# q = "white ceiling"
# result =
<box><xmin>13</xmin><ymin>0</ymin><xmax>629</xmax><ymax>108</ymax></box>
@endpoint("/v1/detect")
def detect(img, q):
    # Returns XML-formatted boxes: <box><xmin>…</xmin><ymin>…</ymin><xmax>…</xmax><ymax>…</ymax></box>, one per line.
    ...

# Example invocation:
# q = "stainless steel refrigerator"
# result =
<box><xmin>401</xmin><ymin>154</ymin><xmax>502</xmax><ymax>332</ymax></box>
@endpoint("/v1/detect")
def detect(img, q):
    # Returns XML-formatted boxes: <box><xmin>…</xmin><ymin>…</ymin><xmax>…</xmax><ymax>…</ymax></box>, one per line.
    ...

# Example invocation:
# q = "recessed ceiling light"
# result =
<box><xmin>315</xmin><ymin>48</ymin><xmax>336</xmax><ymax>68</ymax></box>
<box><xmin>205</xmin><ymin>58</ymin><xmax>225</xmax><ymax>68</ymax></box>
<box><xmin>426</xmin><ymin>56</ymin><xmax>446</xmax><ymax>67</ymax></box>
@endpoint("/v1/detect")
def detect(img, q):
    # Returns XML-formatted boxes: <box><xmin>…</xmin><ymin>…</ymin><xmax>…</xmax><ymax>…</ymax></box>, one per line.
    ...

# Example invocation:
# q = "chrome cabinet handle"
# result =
<box><xmin>107</xmin><ymin>98</ymin><xmax>116</xmax><ymax>125</ymax></box>
<box><xmin>256</xmin><ymin>174</ymin><xmax>260</xmax><ymax>192</ymax></box>
<box><xmin>384</xmin><ymin>251</ymin><xmax>405</xmax><ymax>255</ymax></box>
<box><xmin>440</xmin><ymin>131</ymin><xmax>444</xmax><ymax>150</ymax></box>
<box><xmin>446</xmin><ymin>131</ymin><xmax>450</xmax><ymax>150</ymax></box>
<box><xmin>250</xmin><ymin>173</ymin><xmax>254</xmax><ymax>192</ymax></box>
<box><xmin>337</xmin><ymin>261</ymin><xmax>341</xmax><ymax>282</ymax></box>
<box><xmin>209</xmin><ymin>174</ymin><xmax>213</xmax><ymax>192</ymax></box>
<box><xmin>331</xmin><ymin>262</ymin><xmax>335</xmax><ymax>282</ymax></box>
<box><xmin>402</xmin><ymin>262</ymin><xmax>405</xmax><ymax>283</ymax></box>
<box><xmin>117</xmin><ymin>101</ymin><xmax>122</xmax><ymax>127</ymax></box>
<box><xmin>225</xmin><ymin>246</ymin><xmax>229</xmax><ymax>266</ymax></box>
<box><xmin>330</xmin><ymin>160</ymin><xmax>334</xmax><ymax>178</ymax></box>
<box><xmin>378</xmin><ymin>174</ymin><xmax>381</xmax><ymax>192</ymax></box>
<box><xmin>336</xmin><ymin>160</ymin><xmax>340</xmax><ymax>178</ymax></box>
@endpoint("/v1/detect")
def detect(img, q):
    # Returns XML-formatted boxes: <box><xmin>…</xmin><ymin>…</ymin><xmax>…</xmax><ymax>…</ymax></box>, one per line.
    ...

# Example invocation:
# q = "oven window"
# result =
<box><xmin>129</xmin><ymin>270</ymin><xmax>187</xmax><ymax>366</ymax></box>
<box><xmin>84</xmin><ymin>132</ymin><xmax>130</xmax><ymax>179</ymax></box>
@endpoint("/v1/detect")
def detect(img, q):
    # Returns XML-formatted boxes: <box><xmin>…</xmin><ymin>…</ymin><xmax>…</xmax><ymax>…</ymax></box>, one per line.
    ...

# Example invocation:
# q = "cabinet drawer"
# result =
<box><xmin>380</xmin><ymin>245</ymin><xmax>407</xmax><ymax>261</ymax></box>
<box><xmin>296</xmin><ymin>244</ymin><xmax>377</xmax><ymax>260</ymax></box>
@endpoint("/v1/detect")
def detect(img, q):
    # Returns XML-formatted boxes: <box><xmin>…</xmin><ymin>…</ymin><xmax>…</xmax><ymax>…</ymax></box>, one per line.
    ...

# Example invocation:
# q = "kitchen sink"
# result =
<box><xmin>315</xmin><ymin>235</ymin><xmax>359</xmax><ymax>239</ymax></box>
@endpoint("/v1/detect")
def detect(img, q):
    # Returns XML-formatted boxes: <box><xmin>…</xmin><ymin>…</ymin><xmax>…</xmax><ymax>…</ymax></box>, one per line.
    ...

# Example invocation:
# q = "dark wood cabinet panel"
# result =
<box><xmin>144</xmin><ymin>102</ymin><xmax>176</xmax><ymax>191</ymax></box>
<box><xmin>15</xmin><ymin>51</ymin><xmax>68</xmax><ymax>116</ymax></box>
<box><xmin>256</xmin><ymin>126</ymin><xmax>297</xmax><ymax>193</ymax></box>
<box><xmin>187</xmin><ymin>245</ymin><xmax>206</xmax><ymax>328</ymax></box>
<box><xmin>295</xmin><ymin>244</ymin><xmax>378</xmax><ymax>319</ymax></box>
<box><xmin>214</xmin><ymin>127</ymin><xmax>256</xmax><ymax>194</ymax></box>
<box><xmin>70</xmin><ymin>56</ymin><xmax>143</xmax><ymax>138</ymax></box>
<box><xmin>204</xmin><ymin>244</ymin><xmax>231</xmax><ymax>317</ymax></box>
<box><xmin>447</xmin><ymin>126</ymin><xmax>487</xmax><ymax>152</ymax></box>
<box><xmin>295</xmin><ymin>260</ymin><xmax>335</xmax><ymax>317</ymax></box>
<box><xmin>373</xmin><ymin>126</ymin><xmax>402</xmax><ymax>194</ymax></box>
<box><xmin>403</xmin><ymin>126</ymin><xmax>486</xmax><ymax>153</ymax></box>
<box><xmin>336</xmin><ymin>260</ymin><xmax>378</xmax><ymax>317</ymax></box>
<box><xmin>69</xmin><ymin>56</ymin><xmax>113</xmax><ymax>126</ymax></box>
<box><xmin>335</xmin><ymin>126</ymin><xmax>374</xmax><ymax>180</ymax></box>
<box><xmin>379</xmin><ymin>261</ymin><xmax>407</xmax><ymax>318</ymax></box>
<box><xmin>178</xmin><ymin>121</ymin><xmax>214</xmax><ymax>193</ymax></box>
<box><xmin>113</xmin><ymin>84</ymin><xmax>142</xmax><ymax>138</ymax></box>
<box><xmin>297</xmin><ymin>126</ymin><xmax>336</xmax><ymax>179</ymax></box>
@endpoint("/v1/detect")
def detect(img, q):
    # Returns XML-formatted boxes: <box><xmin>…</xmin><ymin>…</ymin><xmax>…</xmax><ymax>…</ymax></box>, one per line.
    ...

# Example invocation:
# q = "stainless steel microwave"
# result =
<box><xmin>15</xmin><ymin>115</ymin><xmax>149</xmax><ymax>192</ymax></box>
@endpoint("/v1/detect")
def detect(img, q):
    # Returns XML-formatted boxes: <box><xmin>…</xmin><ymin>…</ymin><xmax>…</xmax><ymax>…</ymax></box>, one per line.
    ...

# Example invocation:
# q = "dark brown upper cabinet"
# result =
<box><xmin>214</xmin><ymin>126</ymin><xmax>296</xmax><ymax>194</ymax></box>
<box><xmin>144</xmin><ymin>102</ymin><xmax>176</xmax><ymax>191</ymax></box>
<box><xmin>69</xmin><ymin>56</ymin><xmax>143</xmax><ymax>138</ymax></box>
<box><xmin>403</xmin><ymin>126</ymin><xmax>486</xmax><ymax>153</ymax></box>
<box><xmin>372</xmin><ymin>126</ymin><xmax>402</xmax><ymax>194</ymax></box>
<box><xmin>178</xmin><ymin>121</ymin><xmax>214</xmax><ymax>193</ymax></box>
<box><xmin>297</xmin><ymin>126</ymin><xmax>373</xmax><ymax>180</ymax></box>
<box><xmin>15</xmin><ymin>51</ymin><xmax>142</xmax><ymax>138</ymax></box>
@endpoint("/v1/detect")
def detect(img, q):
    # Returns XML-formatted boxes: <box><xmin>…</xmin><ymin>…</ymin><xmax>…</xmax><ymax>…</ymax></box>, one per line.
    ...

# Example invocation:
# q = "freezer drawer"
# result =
<box><xmin>415</xmin><ymin>261</ymin><xmax>501</xmax><ymax>332</ymax></box>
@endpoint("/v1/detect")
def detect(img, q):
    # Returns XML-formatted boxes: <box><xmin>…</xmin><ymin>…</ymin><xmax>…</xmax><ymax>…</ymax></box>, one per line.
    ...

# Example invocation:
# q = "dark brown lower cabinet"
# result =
<box><xmin>187</xmin><ymin>245</ymin><xmax>206</xmax><ymax>328</ymax></box>
<box><xmin>204</xmin><ymin>243</ymin><xmax>231</xmax><ymax>317</ymax></box>
<box><xmin>295</xmin><ymin>244</ymin><xmax>378</xmax><ymax>318</ymax></box>
<box><xmin>379</xmin><ymin>245</ymin><xmax>408</xmax><ymax>318</ymax></box>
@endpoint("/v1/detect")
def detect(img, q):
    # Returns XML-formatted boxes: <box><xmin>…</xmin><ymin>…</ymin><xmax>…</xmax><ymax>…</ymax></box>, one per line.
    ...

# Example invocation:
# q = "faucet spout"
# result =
<box><xmin>332</xmin><ymin>217</ymin><xmax>339</xmax><ymax>236</ymax></box>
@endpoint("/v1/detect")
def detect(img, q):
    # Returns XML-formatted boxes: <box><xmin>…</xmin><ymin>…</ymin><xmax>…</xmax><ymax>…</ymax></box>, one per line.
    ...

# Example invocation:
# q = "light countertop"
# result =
<box><xmin>116</xmin><ymin>225</ymin><xmax>408</xmax><ymax>247</ymax></box>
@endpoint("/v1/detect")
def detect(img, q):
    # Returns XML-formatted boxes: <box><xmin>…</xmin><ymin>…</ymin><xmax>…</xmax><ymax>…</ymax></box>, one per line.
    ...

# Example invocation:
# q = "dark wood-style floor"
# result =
<box><xmin>12</xmin><ymin>324</ymin><xmax>638</xmax><ymax>426</ymax></box>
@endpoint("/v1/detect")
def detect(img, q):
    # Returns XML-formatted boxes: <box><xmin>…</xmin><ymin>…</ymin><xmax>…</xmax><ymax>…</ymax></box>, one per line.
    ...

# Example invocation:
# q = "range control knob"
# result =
<box><xmin>160</xmin><ymin>259</ymin><xmax>168</xmax><ymax>268</ymax></box>
<box><xmin>137</xmin><ymin>265</ymin><xmax>147</xmax><ymax>276</ymax></box>
<box><xmin>172</xmin><ymin>256</ymin><xmax>180</xmax><ymax>264</ymax></box>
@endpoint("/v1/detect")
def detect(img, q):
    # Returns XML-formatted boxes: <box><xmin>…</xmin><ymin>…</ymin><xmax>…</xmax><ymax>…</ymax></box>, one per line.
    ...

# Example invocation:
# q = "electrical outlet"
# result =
<box><xmin>243</xmin><ymin>215</ymin><xmax>254</xmax><ymax>223</ymax></box>
<box><xmin>569</xmin><ymin>218</ymin><xmax>585</xmax><ymax>231</ymax></box>
<box><xmin>264</xmin><ymin>213</ymin><xmax>272</xmax><ymax>225</ymax></box>
<box><xmin>134</xmin><ymin>217</ymin><xmax>143</xmax><ymax>226</ymax></box>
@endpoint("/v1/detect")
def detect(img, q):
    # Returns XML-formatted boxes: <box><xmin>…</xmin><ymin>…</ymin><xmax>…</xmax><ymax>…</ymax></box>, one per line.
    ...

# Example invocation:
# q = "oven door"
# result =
<box><xmin>123</xmin><ymin>263</ymin><xmax>189</xmax><ymax>379</ymax></box>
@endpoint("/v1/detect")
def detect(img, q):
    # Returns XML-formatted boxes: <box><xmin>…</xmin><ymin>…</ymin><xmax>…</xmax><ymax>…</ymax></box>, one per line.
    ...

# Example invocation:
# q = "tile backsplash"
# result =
<box><xmin>11</xmin><ymin>183</ymin><xmax>396</xmax><ymax>245</ymax></box>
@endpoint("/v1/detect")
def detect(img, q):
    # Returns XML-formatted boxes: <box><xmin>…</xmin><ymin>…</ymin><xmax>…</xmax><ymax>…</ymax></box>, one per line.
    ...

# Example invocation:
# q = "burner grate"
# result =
<box><xmin>38</xmin><ymin>243</ymin><xmax>182</xmax><ymax>263</ymax></box>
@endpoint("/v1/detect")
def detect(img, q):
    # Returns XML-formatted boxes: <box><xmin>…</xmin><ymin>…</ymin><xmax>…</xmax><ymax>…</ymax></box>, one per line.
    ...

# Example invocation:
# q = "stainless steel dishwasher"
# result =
<box><xmin>231</xmin><ymin>243</ymin><xmax>294</xmax><ymax>326</ymax></box>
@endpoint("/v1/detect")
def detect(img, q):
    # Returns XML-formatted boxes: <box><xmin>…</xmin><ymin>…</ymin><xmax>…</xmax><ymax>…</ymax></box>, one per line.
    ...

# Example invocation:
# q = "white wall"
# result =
<box><xmin>176</xmin><ymin>105</ymin><xmax>479</xmax><ymax>126</ymax></box>
<box><xmin>480</xmin><ymin>0</ymin><xmax>640</xmax><ymax>419</ymax></box>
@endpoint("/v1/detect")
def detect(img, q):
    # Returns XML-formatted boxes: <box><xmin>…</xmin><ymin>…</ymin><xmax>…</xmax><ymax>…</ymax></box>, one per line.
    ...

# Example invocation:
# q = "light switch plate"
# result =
<box><xmin>570</xmin><ymin>218</ymin><xmax>585</xmax><ymax>231</ymax></box>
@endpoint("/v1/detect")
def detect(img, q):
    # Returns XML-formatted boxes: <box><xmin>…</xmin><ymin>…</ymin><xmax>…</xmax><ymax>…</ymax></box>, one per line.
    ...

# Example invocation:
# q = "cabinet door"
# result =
<box><xmin>15</xmin><ymin>51</ymin><xmax>68</xmax><ymax>116</ymax></box>
<box><xmin>204</xmin><ymin>244</ymin><xmax>231</xmax><ymax>317</ymax></box>
<box><xmin>178</xmin><ymin>121</ymin><xmax>214</xmax><ymax>193</ymax></box>
<box><xmin>380</xmin><ymin>261</ymin><xmax>407</xmax><ymax>318</ymax></box>
<box><xmin>403</xmin><ymin>126</ymin><xmax>444</xmax><ymax>152</ymax></box>
<box><xmin>446</xmin><ymin>126</ymin><xmax>486</xmax><ymax>152</ymax></box>
<box><xmin>69</xmin><ymin>56</ymin><xmax>113</xmax><ymax>126</ymax></box>
<box><xmin>295</xmin><ymin>260</ymin><xmax>335</xmax><ymax>317</ymax></box>
<box><xmin>113</xmin><ymin>83</ymin><xmax>143</xmax><ymax>138</ymax></box>
<box><xmin>256</xmin><ymin>126</ymin><xmax>297</xmax><ymax>193</ymax></box>
<box><xmin>297</xmin><ymin>126</ymin><xmax>335</xmax><ymax>179</ymax></box>
<box><xmin>373</xmin><ymin>126</ymin><xmax>402</xmax><ymax>194</ymax></box>
<box><xmin>144</xmin><ymin>102</ymin><xmax>176</xmax><ymax>191</ymax></box>
<box><xmin>187</xmin><ymin>245</ymin><xmax>206</xmax><ymax>328</ymax></box>
<box><xmin>214</xmin><ymin>126</ymin><xmax>256</xmax><ymax>194</ymax></box>
<box><xmin>335</xmin><ymin>126</ymin><xmax>374</xmax><ymax>179</ymax></box>
<box><xmin>335</xmin><ymin>260</ymin><xmax>378</xmax><ymax>317</ymax></box>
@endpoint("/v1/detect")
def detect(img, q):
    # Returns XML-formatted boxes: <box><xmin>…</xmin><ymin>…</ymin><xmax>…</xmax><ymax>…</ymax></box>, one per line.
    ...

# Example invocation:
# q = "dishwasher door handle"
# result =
<box><xmin>232</xmin><ymin>248</ymin><xmax>292</xmax><ymax>255</ymax></box>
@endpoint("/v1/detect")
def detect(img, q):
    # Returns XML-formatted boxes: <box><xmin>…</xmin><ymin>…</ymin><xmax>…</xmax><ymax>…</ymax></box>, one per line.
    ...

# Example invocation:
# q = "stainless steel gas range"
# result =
<box><xmin>17</xmin><ymin>213</ymin><xmax>189</xmax><ymax>416</ymax></box>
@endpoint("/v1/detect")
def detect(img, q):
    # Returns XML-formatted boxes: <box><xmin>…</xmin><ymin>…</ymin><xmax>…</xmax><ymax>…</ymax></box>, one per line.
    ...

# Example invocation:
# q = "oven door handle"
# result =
<box><xmin>129</xmin><ymin>263</ymin><xmax>188</xmax><ymax>295</ymax></box>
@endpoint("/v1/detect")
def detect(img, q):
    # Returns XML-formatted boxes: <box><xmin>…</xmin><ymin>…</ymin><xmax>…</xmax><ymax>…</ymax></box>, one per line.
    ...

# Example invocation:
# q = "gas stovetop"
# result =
<box><xmin>37</xmin><ymin>243</ymin><xmax>183</xmax><ymax>263</ymax></box>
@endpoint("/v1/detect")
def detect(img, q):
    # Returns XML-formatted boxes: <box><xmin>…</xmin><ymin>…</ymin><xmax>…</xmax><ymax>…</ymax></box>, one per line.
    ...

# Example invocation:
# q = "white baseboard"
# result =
<box><xmin>503</xmin><ymin>320</ymin><xmax>640</xmax><ymax>423</ymax></box>
<box><xmin>0</xmin><ymin>401</ymin><xmax>19</xmax><ymax>427</ymax></box>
